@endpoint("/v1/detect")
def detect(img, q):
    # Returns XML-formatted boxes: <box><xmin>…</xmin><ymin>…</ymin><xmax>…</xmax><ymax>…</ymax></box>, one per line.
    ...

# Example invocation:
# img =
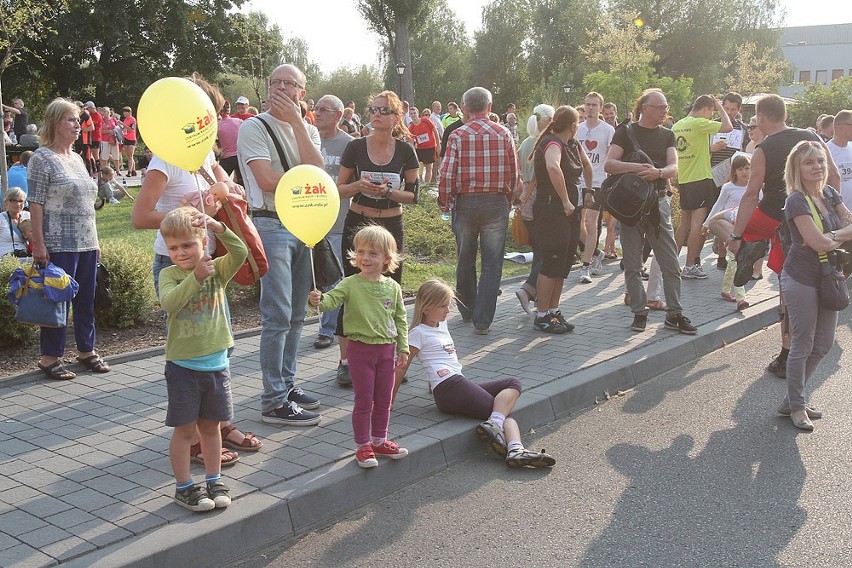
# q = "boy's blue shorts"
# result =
<box><xmin>164</xmin><ymin>361</ymin><xmax>234</xmax><ymax>427</ymax></box>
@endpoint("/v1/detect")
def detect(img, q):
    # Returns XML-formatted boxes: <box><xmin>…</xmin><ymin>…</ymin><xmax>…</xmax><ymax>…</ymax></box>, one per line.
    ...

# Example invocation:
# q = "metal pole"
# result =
<box><xmin>0</xmin><ymin>76</ymin><xmax>9</xmax><ymax>205</ymax></box>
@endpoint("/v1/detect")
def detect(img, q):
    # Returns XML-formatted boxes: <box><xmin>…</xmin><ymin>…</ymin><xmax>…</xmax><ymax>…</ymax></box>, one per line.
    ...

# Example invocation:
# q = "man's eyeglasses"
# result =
<box><xmin>368</xmin><ymin>106</ymin><xmax>395</xmax><ymax>116</ymax></box>
<box><xmin>314</xmin><ymin>107</ymin><xmax>338</xmax><ymax>114</ymax></box>
<box><xmin>269</xmin><ymin>78</ymin><xmax>304</xmax><ymax>90</ymax></box>
<box><xmin>643</xmin><ymin>104</ymin><xmax>669</xmax><ymax>111</ymax></box>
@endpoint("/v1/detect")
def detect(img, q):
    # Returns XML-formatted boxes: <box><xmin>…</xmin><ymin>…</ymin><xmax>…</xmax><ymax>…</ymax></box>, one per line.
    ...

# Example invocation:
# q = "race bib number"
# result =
<box><xmin>416</xmin><ymin>133</ymin><xmax>430</xmax><ymax>145</ymax></box>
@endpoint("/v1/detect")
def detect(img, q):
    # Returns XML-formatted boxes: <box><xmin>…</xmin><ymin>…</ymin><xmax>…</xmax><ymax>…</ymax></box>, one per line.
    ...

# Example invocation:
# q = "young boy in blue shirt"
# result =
<box><xmin>159</xmin><ymin>206</ymin><xmax>247</xmax><ymax>511</ymax></box>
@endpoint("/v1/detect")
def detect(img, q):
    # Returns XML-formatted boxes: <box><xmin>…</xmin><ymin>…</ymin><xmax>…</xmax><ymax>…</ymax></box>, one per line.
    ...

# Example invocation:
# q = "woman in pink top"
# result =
<box><xmin>121</xmin><ymin>106</ymin><xmax>138</xmax><ymax>176</ymax></box>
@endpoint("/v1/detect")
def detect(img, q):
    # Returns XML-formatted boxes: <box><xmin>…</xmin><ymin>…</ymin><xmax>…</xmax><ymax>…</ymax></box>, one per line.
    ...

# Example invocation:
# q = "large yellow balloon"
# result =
<box><xmin>275</xmin><ymin>165</ymin><xmax>340</xmax><ymax>247</ymax></box>
<box><xmin>137</xmin><ymin>77</ymin><xmax>218</xmax><ymax>171</ymax></box>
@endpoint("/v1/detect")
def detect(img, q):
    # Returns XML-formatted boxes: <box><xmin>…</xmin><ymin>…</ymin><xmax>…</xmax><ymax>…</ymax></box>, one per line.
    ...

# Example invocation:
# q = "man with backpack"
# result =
<box><xmin>604</xmin><ymin>88</ymin><xmax>697</xmax><ymax>335</ymax></box>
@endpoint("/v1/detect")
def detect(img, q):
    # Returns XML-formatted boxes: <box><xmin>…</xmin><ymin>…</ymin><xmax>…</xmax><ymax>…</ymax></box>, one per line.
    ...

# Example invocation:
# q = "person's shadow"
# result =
<box><xmin>581</xmin><ymin>372</ymin><xmax>807</xmax><ymax>567</ymax></box>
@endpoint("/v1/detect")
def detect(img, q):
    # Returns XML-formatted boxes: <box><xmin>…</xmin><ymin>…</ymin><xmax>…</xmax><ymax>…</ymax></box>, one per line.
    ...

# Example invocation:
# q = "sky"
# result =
<box><xmin>247</xmin><ymin>0</ymin><xmax>849</xmax><ymax>74</ymax></box>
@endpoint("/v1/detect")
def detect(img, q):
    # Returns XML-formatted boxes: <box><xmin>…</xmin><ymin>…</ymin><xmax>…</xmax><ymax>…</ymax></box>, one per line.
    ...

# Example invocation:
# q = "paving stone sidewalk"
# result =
<box><xmin>0</xmin><ymin>250</ymin><xmax>782</xmax><ymax>568</ymax></box>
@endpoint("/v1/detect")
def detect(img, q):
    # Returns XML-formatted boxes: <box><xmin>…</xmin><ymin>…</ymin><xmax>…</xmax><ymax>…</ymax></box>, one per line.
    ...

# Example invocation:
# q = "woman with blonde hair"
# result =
<box><xmin>779</xmin><ymin>140</ymin><xmax>852</xmax><ymax>430</ymax></box>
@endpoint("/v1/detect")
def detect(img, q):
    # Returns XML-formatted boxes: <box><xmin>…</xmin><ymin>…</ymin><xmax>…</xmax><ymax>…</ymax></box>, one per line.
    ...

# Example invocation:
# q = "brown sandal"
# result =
<box><xmin>220</xmin><ymin>424</ymin><xmax>263</xmax><ymax>452</ymax></box>
<box><xmin>190</xmin><ymin>443</ymin><xmax>239</xmax><ymax>467</ymax></box>
<box><xmin>77</xmin><ymin>355</ymin><xmax>111</xmax><ymax>373</ymax></box>
<box><xmin>37</xmin><ymin>361</ymin><xmax>76</xmax><ymax>380</ymax></box>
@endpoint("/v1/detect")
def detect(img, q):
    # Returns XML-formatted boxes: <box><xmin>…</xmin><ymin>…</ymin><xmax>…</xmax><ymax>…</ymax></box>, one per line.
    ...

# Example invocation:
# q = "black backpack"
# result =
<box><xmin>599</xmin><ymin>123</ymin><xmax>659</xmax><ymax>227</ymax></box>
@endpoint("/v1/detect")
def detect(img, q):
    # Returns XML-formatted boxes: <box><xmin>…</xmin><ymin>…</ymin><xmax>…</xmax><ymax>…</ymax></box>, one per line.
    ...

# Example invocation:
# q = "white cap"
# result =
<box><xmin>85</xmin><ymin>101</ymin><xmax>96</xmax><ymax>109</ymax></box>
<box><xmin>236</xmin><ymin>96</ymin><xmax>249</xmax><ymax>105</ymax></box>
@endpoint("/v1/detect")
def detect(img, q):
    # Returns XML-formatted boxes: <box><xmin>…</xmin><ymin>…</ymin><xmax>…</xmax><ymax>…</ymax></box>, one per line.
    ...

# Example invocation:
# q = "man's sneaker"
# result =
<box><xmin>579</xmin><ymin>265</ymin><xmax>592</xmax><ymax>284</ymax></box>
<box><xmin>682</xmin><ymin>265</ymin><xmax>707</xmax><ymax>279</ymax></box>
<box><xmin>287</xmin><ymin>386</ymin><xmax>320</xmax><ymax>410</ymax></box>
<box><xmin>553</xmin><ymin>310</ymin><xmax>575</xmax><ymax>332</ymax></box>
<box><xmin>533</xmin><ymin>314</ymin><xmax>568</xmax><ymax>334</ymax></box>
<box><xmin>767</xmin><ymin>356</ymin><xmax>786</xmax><ymax>379</ymax></box>
<box><xmin>336</xmin><ymin>363</ymin><xmax>352</xmax><ymax>387</ymax></box>
<box><xmin>174</xmin><ymin>484</ymin><xmax>215</xmax><ymax>512</ymax></box>
<box><xmin>475</xmin><ymin>420</ymin><xmax>508</xmax><ymax>457</ymax></box>
<box><xmin>371</xmin><ymin>440</ymin><xmax>409</xmax><ymax>459</ymax></box>
<box><xmin>664</xmin><ymin>314</ymin><xmax>698</xmax><ymax>335</ymax></box>
<box><xmin>734</xmin><ymin>240</ymin><xmax>767</xmax><ymax>287</ymax></box>
<box><xmin>590</xmin><ymin>250</ymin><xmax>605</xmax><ymax>275</ymax></box>
<box><xmin>262</xmin><ymin>401</ymin><xmax>321</xmax><ymax>426</ymax></box>
<box><xmin>313</xmin><ymin>334</ymin><xmax>333</xmax><ymax>349</ymax></box>
<box><xmin>630</xmin><ymin>313</ymin><xmax>648</xmax><ymax>332</ymax></box>
<box><xmin>206</xmin><ymin>480</ymin><xmax>231</xmax><ymax>508</ymax></box>
<box><xmin>355</xmin><ymin>445</ymin><xmax>378</xmax><ymax>468</ymax></box>
<box><xmin>716</xmin><ymin>256</ymin><xmax>728</xmax><ymax>270</ymax></box>
<box><xmin>506</xmin><ymin>448</ymin><xmax>556</xmax><ymax>468</ymax></box>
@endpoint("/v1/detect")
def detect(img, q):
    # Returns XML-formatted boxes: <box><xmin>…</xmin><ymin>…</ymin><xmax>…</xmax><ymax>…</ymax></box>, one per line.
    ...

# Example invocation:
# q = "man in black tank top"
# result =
<box><xmin>725</xmin><ymin>95</ymin><xmax>840</xmax><ymax>377</ymax></box>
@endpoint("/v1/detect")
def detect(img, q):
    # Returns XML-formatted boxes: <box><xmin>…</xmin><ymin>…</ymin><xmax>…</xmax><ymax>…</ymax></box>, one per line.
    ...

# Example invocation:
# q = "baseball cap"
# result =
<box><xmin>85</xmin><ymin>101</ymin><xmax>95</xmax><ymax>109</ymax></box>
<box><xmin>236</xmin><ymin>96</ymin><xmax>249</xmax><ymax>105</ymax></box>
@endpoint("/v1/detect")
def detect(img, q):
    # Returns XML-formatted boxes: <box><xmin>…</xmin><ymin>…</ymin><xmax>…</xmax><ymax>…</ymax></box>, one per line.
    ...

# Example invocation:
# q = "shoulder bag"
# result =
<box><xmin>599</xmin><ymin>123</ymin><xmax>658</xmax><ymax>227</ymax></box>
<box><xmin>805</xmin><ymin>195</ymin><xmax>849</xmax><ymax>311</ymax></box>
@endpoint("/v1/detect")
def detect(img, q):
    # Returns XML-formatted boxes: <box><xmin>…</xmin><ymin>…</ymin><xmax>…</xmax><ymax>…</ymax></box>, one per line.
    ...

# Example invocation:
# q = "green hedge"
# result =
<box><xmin>96</xmin><ymin>241</ymin><xmax>157</xmax><ymax>328</ymax></box>
<box><xmin>0</xmin><ymin>256</ymin><xmax>39</xmax><ymax>348</ymax></box>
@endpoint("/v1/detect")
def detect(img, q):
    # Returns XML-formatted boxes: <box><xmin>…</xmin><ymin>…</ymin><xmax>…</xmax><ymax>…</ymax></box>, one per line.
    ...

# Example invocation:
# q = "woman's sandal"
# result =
<box><xmin>220</xmin><ymin>424</ymin><xmax>263</xmax><ymax>452</ymax></box>
<box><xmin>37</xmin><ymin>361</ymin><xmax>76</xmax><ymax>381</ymax></box>
<box><xmin>190</xmin><ymin>443</ymin><xmax>240</xmax><ymax>467</ymax></box>
<box><xmin>77</xmin><ymin>355</ymin><xmax>111</xmax><ymax>373</ymax></box>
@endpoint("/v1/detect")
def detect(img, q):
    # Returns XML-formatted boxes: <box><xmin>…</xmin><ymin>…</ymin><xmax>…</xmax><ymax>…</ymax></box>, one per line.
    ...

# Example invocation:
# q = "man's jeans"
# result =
<box><xmin>453</xmin><ymin>193</ymin><xmax>511</xmax><ymax>329</ymax></box>
<box><xmin>254</xmin><ymin>217</ymin><xmax>312</xmax><ymax>412</ymax></box>
<box><xmin>621</xmin><ymin>195</ymin><xmax>683</xmax><ymax>315</ymax></box>
<box><xmin>319</xmin><ymin>233</ymin><xmax>343</xmax><ymax>337</ymax></box>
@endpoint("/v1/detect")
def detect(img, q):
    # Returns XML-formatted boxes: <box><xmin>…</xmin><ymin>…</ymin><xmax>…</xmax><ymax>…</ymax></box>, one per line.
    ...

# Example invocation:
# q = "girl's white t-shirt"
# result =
<box><xmin>408</xmin><ymin>321</ymin><xmax>463</xmax><ymax>390</ymax></box>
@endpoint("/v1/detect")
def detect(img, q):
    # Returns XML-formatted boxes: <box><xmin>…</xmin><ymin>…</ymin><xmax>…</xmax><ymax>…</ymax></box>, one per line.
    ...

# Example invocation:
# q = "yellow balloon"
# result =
<box><xmin>137</xmin><ymin>77</ymin><xmax>218</xmax><ymax>171</ymax></box>
<box><xmin>275</xmin><ymin>165</ymin><xmax>340</xmax><ymax>247</ymax></box>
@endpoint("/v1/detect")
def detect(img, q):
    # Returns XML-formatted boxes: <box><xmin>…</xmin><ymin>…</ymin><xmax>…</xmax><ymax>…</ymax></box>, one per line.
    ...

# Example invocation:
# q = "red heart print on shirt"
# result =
<box><xmin>585</xmin><ymin>140</ymin><xmax>598</xmax><ymax>151</ymax></box>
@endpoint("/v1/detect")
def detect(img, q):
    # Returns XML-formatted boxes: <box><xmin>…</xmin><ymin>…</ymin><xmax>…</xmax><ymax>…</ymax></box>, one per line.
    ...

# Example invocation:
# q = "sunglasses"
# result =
<box><xmin>368</xmin><ymin>106</ymin><xmax>395</xmax><ymax>116</ymax></box>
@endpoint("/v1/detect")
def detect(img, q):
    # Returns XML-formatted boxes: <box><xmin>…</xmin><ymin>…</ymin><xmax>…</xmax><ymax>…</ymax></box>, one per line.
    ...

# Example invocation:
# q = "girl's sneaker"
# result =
<box><xmin>736</xmin><ymin>299</ymin><xmax>750</xmax><ymax>311</ymax></box>
<box><xmin>371</xmin><ymin>440</ymin><xmax>409</xmax><ymax>459</ymax></box>
<box><xmin>356</xmin><ymin>445</ymin><xmax>379</xmax><ymax>468</ymax></box>
<box><xmin>720</xmin><ymin>292</ymin><xmax>737</xmax><ymax>302</ymax></box>
<box><xmin>174</xmin><ymin>484</ymin><xmax>215</xmax><ymax>512</ymax></box>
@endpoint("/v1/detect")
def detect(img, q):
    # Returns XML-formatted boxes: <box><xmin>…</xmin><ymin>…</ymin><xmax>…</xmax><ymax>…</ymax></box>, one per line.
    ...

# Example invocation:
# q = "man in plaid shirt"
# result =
<box><xmin>439</xmin><ymin>87</ymin><xmax>519</xmax><ymax>335</ymax></box>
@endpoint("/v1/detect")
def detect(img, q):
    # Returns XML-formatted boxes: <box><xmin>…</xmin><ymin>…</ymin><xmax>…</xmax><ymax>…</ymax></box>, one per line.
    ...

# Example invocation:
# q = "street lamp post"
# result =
<box><xmin>562</xmin><ymin>84</ymin><xmax>572</xmax><ymax>104</ymax></box>
<box><xmin>395</xmin><ymin>61</ymin><xmax>406</xmax><ymax>96</ymax></box>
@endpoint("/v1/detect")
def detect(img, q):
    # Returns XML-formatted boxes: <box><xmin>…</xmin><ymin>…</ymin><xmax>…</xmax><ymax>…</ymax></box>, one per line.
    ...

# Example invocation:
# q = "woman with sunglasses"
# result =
<box><xmin>332</xmin><ymin>91</ymin><xmax>419</xmax><ymax>383</ymax></box>
<box><xmin>779</xmin><ymin>140</ymin><xmax>852</xmax><ymax>430</ymax></box>
<box><xmin>745</xmin><ymin>117</ymin><xmax>764</xmax><ymax>153</ymax></box>
<box><xmin>1</xmin><ymin>187</ymin><xmax>29</xmax><ymax>257</ymax></box>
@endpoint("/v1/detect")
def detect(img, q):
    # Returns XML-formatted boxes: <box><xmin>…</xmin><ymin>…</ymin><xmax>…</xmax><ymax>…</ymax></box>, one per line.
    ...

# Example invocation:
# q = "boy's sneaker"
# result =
<box><xmin>506</xmin><ymin>448</ymin><xmax>556</xmax><ymax>468</ymax></box>
<box><xmin>475</xmin><ymin>420</ymin><xmax>508</xmax><ymax>457</ymax></box>
<box><xmin>664</xmin><ymin>314</ymin><xmax>698</xmax><ymax>335</ymax></box>
<box><xmin>590</xmin><ymin>250</ymin><xmax>605</xmax><ymax>275</ymax></box>
<box><xmin>553</xmin><ymin>310</ymin><xmax>575</xmax><ymax>332</ymax></box>
<box><xmin>206</xmin><ymin>480</ymin><xmax>231</xmax><ymax>508</ymax></box>
<box><xmin>734</xmin><ymin>240</ymin><xmax>767</xmax><ymax>287</ymax></box>
<box><xmin>579</xmin><ymin>265</ymin><xmax>592</xmax><ymax>284</ymax></box>
<box><xmin>355</xmin><ymin>445</ymin><xmax>378</xmax><ymax>468</ymax></box>
<box><xmin>534</xmin><ymin>314</ymin><xmax>568</xmax><ymax>334</ymax></box>
<box><xmin>630</xmin><ymin>313</ymin><xmax>648</xmax><ymax>332</ymax></box>
<box><xmin>336</xmin><ymin>363</ymin><xmax>352</xmax><ymax>387</ymax></box>
<box><xmin>287</xmin><ymin>386</ymin><xmax>320</xmax><ymax>410</ymax></box>
<box><xmin>174</xmin><ymin>484</ymin><xmax>215</xmax><ymax>512</ymax></box>
<box><xmin>262</xmin><ymin>401</ymin><xmax>321</xmax><ymax>426</ymax></box>
<box><xmin>767</xmin><ymin>356</ymin><xmax>786</xmax><ymax>379</ymax></box>
<box><xmin>371</xmin><ymin>440</ymin><xmax>408</xmax><ymax>459</ymax></box>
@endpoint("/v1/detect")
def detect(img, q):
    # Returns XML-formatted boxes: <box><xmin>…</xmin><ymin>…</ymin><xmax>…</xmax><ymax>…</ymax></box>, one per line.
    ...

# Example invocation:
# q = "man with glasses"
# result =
<box><xmin>439</xmin><ymin>87</ymin><xmax>518</xmax><ymax>335</ymax></box>
<box><xmin>310</xmin><ymin>96</ymin><xmax>355</xmax><ymax>385</ymax></box>
<box><xmin>238</xmin><ymin>64</ymin><xmax>325</xmax><ymax>426</ymax></box>
<box><xmin>726</xmin><ymin>95</ymin><xmax>840</xmax><ymax>378</ymax></box>
<box><xmin>605</xmin><ymin>88</ymin><xmax>697</xmax><ymax>335</ymax></box>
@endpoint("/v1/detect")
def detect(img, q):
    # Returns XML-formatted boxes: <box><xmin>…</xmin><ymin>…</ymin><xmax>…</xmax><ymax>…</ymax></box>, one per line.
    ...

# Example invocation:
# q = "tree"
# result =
<box><xmin>722</xmin><ymin>41</ymin><xmax>791</xmax><ymax>97</ymax></box>
<box><xmin>224</xmin><ymin>11</ymin><xmax>284</xmax><ymax>104</ymax></box>
<box><xmin>308</xmin><ymin>65</ymin><xmax>383</xmax><ymax>112</ymax></box>
<box><xmin>0</xmin><ymin>0</ymin><xmax>66</xmax><ymax>75</ymax></box>
<box><xmin>787</xmin><ymin>77</ymin><xmax>852</xmax><ymax>129</ymax></box>
<box><xmin>356</xmin><ymin>0</ymin><xmax>437</xmax><ymax>102</ymax></box>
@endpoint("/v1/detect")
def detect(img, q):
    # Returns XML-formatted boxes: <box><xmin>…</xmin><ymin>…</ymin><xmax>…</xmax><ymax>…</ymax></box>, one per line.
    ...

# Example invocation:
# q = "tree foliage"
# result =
<box><xmin>308</xmin><ymin>65</ymin><xmax>383</xmax><ymax>112</ymax></box>
<box><xmin>0</xmin><ymin>0</ymin><xmax>66</xmax><ymax>75</ymax></box>
<box><xmin>525</xmin><ymin>0</ymin><xmax>600</xmax><ymax>89</ymax></box>
<box><xmin>787</xmin><ymin>77</ymin><xmax>852</xmax><ymax>129</ymax></box>
<box><xmin>722</xmin><ymin>41</ymin><xmax>791</xmax><ymax>97</ymax></box>
<box><xmin>224</xmin><ymin>11</ymin><xmax>284</xmax><ymax>104</ymax></box>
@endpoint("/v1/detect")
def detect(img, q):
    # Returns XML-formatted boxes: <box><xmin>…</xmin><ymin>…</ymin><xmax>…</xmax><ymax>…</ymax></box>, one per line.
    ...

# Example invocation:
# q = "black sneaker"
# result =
<box><xmin>336</xmin><ymin>362</ymin><xmax>352</xmax><ymax>387</ymax></box>
<box><xmin>287</xmin><ymin>386</ymin><xmax>320</xmax><ymax>410</ymax></box>
<box><xmin>767</xmin><ymin>356</ymin><xmax>786</xmax><ymax>379</ymax></box>
<box><xmin>174</xmin><ymin>484</ymin><xmax>215</xmax><ymax>512</ymax></box>
<box><xmin>553</xmin><ymin>310</ymin><xmax>575</xmax><ymax>332</ymax></box>
<box><xmin>206</xmin><ymin>480</ymin><xmax>231</xmax><ymax>508</ymax></box>
<box><xmin>664</xmin><ymin>314</ymin><xmax>698</xmax><ymax>335</ymax></box>
<box><xmin>734</xmin><ymin>240</ymin><xmax>767</xmax><ymax>287</ymax></box>
<box><xmin>533</xmin><ymin>314</ymin><xmax>568</xmax><ymax>334</ymax></box>
<box><xmin>262</xmin><ymin>401</ymin><xmax>321</xmax><ymax>426</ymax></box>
<box><xmin>630</xmin><ymin>313</ymin><xmax>648</xmax><ymax>332</ymax></box>
<box><xmin>313</xmin><ymin>334</ymin><xmax>333</xmax><ymax>349</ymax></box>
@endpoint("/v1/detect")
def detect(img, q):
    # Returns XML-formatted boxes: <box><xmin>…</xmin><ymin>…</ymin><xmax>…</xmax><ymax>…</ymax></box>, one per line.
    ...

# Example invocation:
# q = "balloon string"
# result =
<box><xmin>194</xmin><ymin>174</ymin><xmax>209</xmax><ymax>238</ymax></box>
<box><xmin>309</xmin><ymin>245</ymin><xmax>320</xmax><ymax>316</ymax></box>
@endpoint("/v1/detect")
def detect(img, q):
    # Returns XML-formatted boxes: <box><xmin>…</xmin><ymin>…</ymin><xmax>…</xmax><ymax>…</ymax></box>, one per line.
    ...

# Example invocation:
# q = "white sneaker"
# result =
<box><xmin>590</xmin><ymin>250</ymin><xmax>605</xmax><ymax>275</ymax></box>
<box><xmin>681</xmin><ymin>265</ymin><xmax>697</xmax><ymax>279</ymax></box>
<box><xmin>579</xmin><ymin>266</ymin><xmax>592</xmax><ymax>284</ymax></box>
<box><xmin>690</xmin><ymin>264</ymin><xmax>708</xmax><ymax>279</ymax></box>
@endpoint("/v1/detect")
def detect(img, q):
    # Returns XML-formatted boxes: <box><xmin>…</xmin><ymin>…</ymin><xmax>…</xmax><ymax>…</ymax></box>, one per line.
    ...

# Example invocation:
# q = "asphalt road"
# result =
<box><xmin>230</xmin><ymin>315</ymin><xmax>852</xmax><ymax>568</ymax></box>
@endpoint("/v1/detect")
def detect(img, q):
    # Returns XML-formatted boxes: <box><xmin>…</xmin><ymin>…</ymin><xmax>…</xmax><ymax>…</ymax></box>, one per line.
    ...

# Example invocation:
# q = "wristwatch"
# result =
<box><xmin>829</xmin><ymin>230</ymin><xmax>838</xmax><ymax>241</ymax></box>
<box><xmin>729</xmin><ymin>234</ymin><xmax>743</xmax><ymax>241</ymax></box>
<box><xmin>384</xmin><ymin>185</ymin><xmax>395</xmax><ymax>199</ymax></box>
